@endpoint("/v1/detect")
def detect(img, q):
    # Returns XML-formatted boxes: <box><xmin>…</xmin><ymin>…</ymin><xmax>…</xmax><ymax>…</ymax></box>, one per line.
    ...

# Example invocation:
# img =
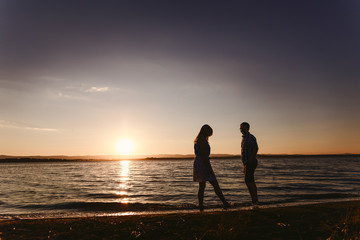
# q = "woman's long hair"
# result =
<box><xmin>194</xmin><ymin>124</ymin><xmax>213</xmax><ymax>143</ymax></box>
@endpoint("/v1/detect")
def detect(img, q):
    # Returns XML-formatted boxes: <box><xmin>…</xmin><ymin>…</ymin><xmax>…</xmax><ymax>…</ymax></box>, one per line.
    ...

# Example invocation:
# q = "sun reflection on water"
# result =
<box><xmin>121</xmin><ymin>160</ymin><xmax>129</xmax><ymax>178</ymax></box>
<box><xmin>118</xmin><ymin>160</ymin><xmax>130</xmax><ymax>203</ymax></box>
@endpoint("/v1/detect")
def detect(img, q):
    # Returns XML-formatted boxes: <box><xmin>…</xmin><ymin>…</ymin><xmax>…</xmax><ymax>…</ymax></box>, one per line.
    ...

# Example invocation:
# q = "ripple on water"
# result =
<box><xmin>0</xmin><ymin>156</ymin><xmax>359</xmax><ymax>215</ymax></box>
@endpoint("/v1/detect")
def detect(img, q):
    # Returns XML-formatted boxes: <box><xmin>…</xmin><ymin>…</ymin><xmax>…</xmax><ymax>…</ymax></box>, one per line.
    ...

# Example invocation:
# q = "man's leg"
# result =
<box><xmin>246</xmin><ymin>181</ymin><xmax>258</xmax><ymax>204</ymax></box>
<box><xmin>244</xmin><ymin>164</ymin><xmax>258</xmax><ymax>204</ymax></box>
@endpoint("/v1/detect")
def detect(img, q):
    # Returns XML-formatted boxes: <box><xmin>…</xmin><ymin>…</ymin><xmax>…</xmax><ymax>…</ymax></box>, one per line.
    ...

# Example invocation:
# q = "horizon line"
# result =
<box><xmin>1</xmin><ymin>153</ymin><xmax>359</xmax><ymax>160</ymax></box>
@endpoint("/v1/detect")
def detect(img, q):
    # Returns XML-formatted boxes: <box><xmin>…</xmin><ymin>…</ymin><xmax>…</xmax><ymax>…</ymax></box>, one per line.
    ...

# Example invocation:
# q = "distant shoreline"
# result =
<box><xmin>0</xmin><ymin>154</ymin><xmax>359</xmax><ymax>163</ymax></box>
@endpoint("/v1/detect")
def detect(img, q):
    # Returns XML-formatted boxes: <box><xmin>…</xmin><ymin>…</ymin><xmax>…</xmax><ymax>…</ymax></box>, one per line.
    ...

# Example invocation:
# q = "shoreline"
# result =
<box><xmin>1</xmin><ymin>197</ymin><xmax>359</xmax><ymax>221</ymax></box>
<box><xmin>1</xmin><ymin>199</ymin><xmax>359</xmax><ymax>239</ymax></box>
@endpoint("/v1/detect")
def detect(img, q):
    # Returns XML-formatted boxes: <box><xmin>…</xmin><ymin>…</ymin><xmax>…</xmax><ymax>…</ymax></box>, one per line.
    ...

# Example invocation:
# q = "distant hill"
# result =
<box><xmin>0</xmin><ymin>154</ymin><xmax>237</xmax><ymax>163</ymax></box>
<box><xmin>0</xmin><ymin>153</ymin><xmax>358</xmax><ymax>163</ymax></box>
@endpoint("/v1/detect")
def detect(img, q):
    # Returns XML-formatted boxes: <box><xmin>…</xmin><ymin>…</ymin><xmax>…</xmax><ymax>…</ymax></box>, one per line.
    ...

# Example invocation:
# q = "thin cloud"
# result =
<box><xmin>39</xmin><ymin>76</ymin><xmax>110</xmax><ymax>94</ymax></box>
<box><xmin>0</xmin><ymin>120</ymin><xmax>58</xmax><ymax>132</ymax></box>
<box><xmin>85</xmin><ymin>87</ymin><xmax>109</xmax><ymax>93</ymax></box>
<box><xmin>24</xmin><ymin>127</ymin><xmax>58</xmax><ymax>132</ymax></box>
<box><xmin>55</xmin><ymin>92</ymin><xmax>89</xmax><ymax>101</ymax></box>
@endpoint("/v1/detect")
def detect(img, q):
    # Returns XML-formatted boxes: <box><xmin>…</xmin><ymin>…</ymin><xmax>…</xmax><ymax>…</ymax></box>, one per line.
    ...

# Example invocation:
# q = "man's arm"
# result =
<box><xmin>247</xmin><ymin>137</ymin><xmax>258</xmax><ymax>164</ymax></box>
<box><xmin>249</xmin><ymin>144</ymin><xmax>258</xmax><ymax>163</ymax></box>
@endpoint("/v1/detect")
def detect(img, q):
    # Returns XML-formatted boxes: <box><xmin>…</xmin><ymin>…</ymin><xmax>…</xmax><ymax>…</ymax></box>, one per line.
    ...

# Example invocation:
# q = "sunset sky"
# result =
<box><xmin>1</xmin><ymin>1</ymin><xmax>359</xmax><ymax>156</ymax></box>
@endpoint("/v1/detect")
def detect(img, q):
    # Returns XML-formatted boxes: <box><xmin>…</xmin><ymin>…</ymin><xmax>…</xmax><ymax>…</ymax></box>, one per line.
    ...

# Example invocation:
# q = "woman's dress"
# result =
<box><xmin>193</xmin><ymin>139</ymin><xmax>217</xmax><ymax>182</ymax></box>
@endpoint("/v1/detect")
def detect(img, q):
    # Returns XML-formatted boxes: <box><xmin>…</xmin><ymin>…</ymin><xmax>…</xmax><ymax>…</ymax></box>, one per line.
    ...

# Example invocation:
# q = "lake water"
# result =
<box><xmin>0</xmin><ymin>156</ymin><xmax>359</xmax><ymax>219</ymax></box>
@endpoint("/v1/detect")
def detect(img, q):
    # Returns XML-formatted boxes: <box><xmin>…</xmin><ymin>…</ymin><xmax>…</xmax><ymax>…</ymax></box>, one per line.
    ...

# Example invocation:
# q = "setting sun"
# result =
<box><xmin>116</xmin><ymin>138</ymin><xmax>135</xmax><ymax>155</ymax></box>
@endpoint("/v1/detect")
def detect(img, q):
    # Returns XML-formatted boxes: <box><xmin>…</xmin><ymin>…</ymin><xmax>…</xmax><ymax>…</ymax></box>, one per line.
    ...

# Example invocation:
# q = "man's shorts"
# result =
<box><xmin>243</xmin><ymin>161</ymin><xmax>257</xmax><ymax>183</ymax></box>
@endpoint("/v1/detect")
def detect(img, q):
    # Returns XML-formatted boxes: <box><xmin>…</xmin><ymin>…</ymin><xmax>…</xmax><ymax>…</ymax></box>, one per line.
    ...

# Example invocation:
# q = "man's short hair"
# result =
<box><xmin>241</xmin><ymin>122</ymin><xmax>250</xmax><ymax>130</ymax></box>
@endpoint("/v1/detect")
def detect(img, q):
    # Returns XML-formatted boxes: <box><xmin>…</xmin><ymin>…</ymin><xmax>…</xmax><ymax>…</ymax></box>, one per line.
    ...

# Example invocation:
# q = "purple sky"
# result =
<box><xmin>1</xmin><ymin>1</ymin><xmax>359</xmax><ymax>155</ymax></box>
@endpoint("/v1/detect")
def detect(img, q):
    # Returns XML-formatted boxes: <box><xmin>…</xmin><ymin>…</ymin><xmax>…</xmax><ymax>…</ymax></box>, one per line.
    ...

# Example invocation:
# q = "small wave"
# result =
<box><xmin>17</xmin><ymin>202</ymin><xmax>198</xmax><ymax>212</ymax></box>
<box><xmin>262</xmin><ymin>193</ymin><xmax>358</xmax><ymax>202</ymax></box>
<box><xmin>299</xmin><ymin>193</ymin><xmax>358</xmax><ymax>200</ymax></box>
<box><xmin>86</xmin><ymin>193</ymin><xmax>127</xmax><ymax>199</ymax></box>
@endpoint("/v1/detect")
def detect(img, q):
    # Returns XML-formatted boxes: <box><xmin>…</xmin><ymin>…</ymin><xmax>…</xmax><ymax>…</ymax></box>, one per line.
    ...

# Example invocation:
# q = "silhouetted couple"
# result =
<box><xmin>193</xmin><ymin>123</ymin><xmax>259</xmax><ymax>211</ymax></box>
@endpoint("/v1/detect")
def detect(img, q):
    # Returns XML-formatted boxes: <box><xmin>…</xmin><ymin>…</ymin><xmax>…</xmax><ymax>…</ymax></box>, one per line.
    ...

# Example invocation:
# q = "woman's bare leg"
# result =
<box><xmin>210</xmin><ymin>180</ymin><xmax>229</xmax><ymax>209</ymax></box>
<box><xmin>198</xmin><ymin>182</ymin><xmax>206</xmax><ymax>211</ymax></box>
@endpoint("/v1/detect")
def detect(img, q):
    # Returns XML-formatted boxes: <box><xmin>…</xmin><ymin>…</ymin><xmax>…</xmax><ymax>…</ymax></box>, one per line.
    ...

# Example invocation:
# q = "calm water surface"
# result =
<box><xmin>0</xmin><ymin>156</ymin><xmax>359</xmax><ymax>218</ymax></box>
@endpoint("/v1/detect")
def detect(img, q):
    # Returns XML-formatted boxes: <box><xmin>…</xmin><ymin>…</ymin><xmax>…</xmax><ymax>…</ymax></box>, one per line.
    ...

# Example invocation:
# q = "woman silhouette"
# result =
<box><xmin>193</xmin><ymin>124</ymin><xmax>229</xmax><ymax>211</ymax></box>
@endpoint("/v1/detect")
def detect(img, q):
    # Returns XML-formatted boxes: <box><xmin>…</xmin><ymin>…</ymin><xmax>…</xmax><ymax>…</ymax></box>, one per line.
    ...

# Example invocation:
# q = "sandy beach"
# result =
<box><xmin>0</xmin><ymin>200</ymin><xmax>359</xmax><ymax>240</ymax></box>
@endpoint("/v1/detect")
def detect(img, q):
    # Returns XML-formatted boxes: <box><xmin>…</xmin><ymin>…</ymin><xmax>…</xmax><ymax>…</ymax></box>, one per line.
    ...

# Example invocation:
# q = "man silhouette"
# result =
<box><xmin>240</xmin><ymin>122</ymin><xmax>259</xmax><ymax>205</ymax></box>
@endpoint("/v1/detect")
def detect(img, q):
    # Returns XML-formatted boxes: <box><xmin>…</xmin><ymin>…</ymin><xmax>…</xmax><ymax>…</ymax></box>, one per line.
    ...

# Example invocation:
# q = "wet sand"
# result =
<box><xmin>0</xmin><ymin>200</ymin><xmax>359</xmax><ymax>240</ymax></box>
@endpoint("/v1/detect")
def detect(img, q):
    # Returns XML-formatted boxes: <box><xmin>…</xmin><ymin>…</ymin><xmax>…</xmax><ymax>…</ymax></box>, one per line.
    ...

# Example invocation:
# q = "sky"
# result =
<box><xmin>1</xmin><ymin>1</ymin><xmax>359</xmax><ymax>156</ymax></box>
